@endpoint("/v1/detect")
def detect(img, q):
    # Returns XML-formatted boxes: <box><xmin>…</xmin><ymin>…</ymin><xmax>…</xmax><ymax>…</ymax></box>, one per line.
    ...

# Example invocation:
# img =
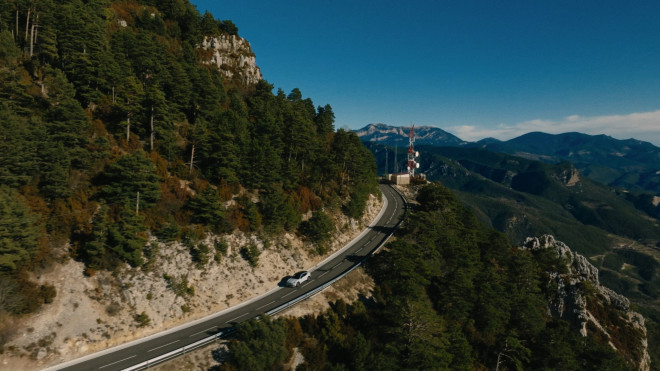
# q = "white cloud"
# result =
<box><xmin>446</xmin><ymin>110</ymin><xmax>660</xmax><ymax>146</ymax></box>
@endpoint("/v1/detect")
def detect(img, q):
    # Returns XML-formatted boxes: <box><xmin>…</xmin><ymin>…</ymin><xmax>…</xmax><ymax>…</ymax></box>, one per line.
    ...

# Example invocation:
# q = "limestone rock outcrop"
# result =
<box><xmin>200</xmin><ymin>35</ymin><xmax>262</xmax><ymax>86</ymax></box>
<box><xmin>522</xmin><ymin>235</ymin><xmax>650</xmax><ymax>370</ymax></box>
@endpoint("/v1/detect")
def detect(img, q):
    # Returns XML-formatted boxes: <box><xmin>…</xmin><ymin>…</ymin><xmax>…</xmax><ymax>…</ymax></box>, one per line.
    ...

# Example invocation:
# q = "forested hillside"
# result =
<box><xmin>0</xmin><ymin>0</ymin><xmax>377</xmax><ymax>316</ymax></box>
<box><xmin>220</xmin><ymin>183</ymin><xmax>646</xmax><ymax>370</ymax></box>
<box><xmin>364</xmin><ymin>141</ymin><xmax>660</xmax><ymax>368</ymax></box>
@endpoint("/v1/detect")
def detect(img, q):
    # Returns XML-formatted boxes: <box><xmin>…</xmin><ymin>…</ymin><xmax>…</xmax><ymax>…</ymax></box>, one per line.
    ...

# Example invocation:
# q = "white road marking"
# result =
<box><xmin>228</xmin><ymin>313</ymin><xmax>250</xmax><ymax>323</ymax></box>
<box><xmin>319</xmin><ymin>271</ymin><xmax>328</xmax><ymax>277</ymax></box>
<box><xmin>332</xmin><ymin>262</ymin><xmax>342</xmax><ymax>270</ymax></box>
<box><xmin>148</xmin><ymin>340</ymin><xmax>179</xmax><ymax>353</ymax></box>
<box><xmin>189</xmin><ymin>327</ymin><xmax>216</xmax><ymax>337</ymax></box>
<box><xmin>282</xmin><ymin>290</ymin><xmax>297</xmax><ymax>299</ymax></box>
<box><xmin>256</xmin><ymin>300</ymin><xmax>276</xmax><ymax>311</ymax></box>
<box><xmin>99</xmin><ymin>355</ymin><xmax>136</xmax><ymax>369</ymax></box>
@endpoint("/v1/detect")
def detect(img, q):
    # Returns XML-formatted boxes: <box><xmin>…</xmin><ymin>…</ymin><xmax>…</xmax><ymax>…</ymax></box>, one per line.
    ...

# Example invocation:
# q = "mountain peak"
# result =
<box><xmin>354</xmin><ymin>123</ymin><xmax>467</xmax><ymax>147</ymax></box>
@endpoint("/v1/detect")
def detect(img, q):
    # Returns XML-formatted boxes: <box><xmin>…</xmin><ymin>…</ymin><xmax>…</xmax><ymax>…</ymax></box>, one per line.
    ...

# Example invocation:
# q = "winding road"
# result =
<box><xmin>49</xmin><ymin>183</ymin><xmax>406</xmax><ymax>371</ymax></box>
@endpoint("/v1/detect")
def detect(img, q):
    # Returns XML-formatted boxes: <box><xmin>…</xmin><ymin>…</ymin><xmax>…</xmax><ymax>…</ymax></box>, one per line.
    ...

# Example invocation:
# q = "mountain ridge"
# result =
<box><xmin>354</xmin><ymin>123</ymin><xmax>468</xmax><ymax>147</ymax></box>
<box><xmin>355</xmin><ymin>123</ymin><xmax>660</xmax><ymax>193</ymax></box>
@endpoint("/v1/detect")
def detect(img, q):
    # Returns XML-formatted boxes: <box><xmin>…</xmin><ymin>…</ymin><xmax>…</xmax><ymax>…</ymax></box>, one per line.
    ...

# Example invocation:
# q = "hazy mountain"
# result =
<box><xmin>473</xmin><ymin>132</ymin><xmax>660</xmax><ymax>192</ymax></box>
<box><xmin>364</xmin><ymin>141</ymin><xmax>660</xmax><ymax>251</ymax></box>
<box><xmin>357</xmin><ymin>124</ymin><xmax>660</xmax><ymax>193</ymax></box>
<box><xmin>354</xmin><ymin>123</ymin><xmax>468</xmax><ymax>147</ymax></box>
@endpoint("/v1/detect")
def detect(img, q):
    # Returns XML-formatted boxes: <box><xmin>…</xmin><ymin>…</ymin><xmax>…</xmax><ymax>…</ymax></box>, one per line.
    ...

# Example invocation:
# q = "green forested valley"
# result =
<box><xmin>0</xmin><ymin>0</ymin><xmax>377</xmax><ymax>315</ymax></box>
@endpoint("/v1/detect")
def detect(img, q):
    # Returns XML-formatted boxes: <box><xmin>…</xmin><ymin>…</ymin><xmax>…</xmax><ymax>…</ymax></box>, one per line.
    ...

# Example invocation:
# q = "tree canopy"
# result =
<box><xmin>224</xmin><ymin>183</ymin><xmax>635</xmax><ymax>370</ymax></box>
<box><xmin>0</xmin><ymin>0</ymin><xmax>378</xmax><ymax>312</ymax></box>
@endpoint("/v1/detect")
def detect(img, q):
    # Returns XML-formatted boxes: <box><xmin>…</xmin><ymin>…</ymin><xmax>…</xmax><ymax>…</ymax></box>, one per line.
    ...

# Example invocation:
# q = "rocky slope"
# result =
<box><xmin>523</xmin><ymin>235</ymin><xmax>651</xmax><ymax>370</ymax></box>
<box><xmin>0</xmin><ymin>195</ymin><xmax>382</xmax><ymax>370</ymax></box>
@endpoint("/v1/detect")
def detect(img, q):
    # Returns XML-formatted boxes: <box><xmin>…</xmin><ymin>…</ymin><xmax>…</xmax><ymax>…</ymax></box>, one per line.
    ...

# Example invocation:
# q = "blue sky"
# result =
<box><xmin>192</xmin><ymin>1</ymin><xmax>660</xmax><ymax>145</ymax></box>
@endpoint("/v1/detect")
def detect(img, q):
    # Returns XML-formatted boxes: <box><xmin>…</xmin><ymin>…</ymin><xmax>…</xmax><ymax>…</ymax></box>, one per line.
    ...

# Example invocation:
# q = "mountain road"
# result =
<box><xmin>49</xmin><ymin>183</ymin><xmax>406</xmax><ymax>371</ymax></box>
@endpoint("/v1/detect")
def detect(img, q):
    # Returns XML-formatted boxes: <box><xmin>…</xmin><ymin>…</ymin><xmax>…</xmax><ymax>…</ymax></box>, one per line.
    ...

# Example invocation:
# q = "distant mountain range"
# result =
<box><xmin>358</xmin><ymin>124</ymin><xmax>660</xmax><ymax>363</ymax></box>
<box><xmin>354</xmin><ymin>123</ymin><xmax>467</xmax><ymax>147</ymax></box>
<box><xmin>355</xmin><ymin>123</ymin><xmax>660</xmax><ymax>193</ymax></box>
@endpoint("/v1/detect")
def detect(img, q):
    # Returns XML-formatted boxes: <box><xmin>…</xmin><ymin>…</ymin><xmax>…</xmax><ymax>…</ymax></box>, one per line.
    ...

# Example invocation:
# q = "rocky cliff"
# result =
<box><xmin>522</xmin><ymin>235</ymin><xmax>650</xmax><ymax>370</ymax></box>
<box><xmin>200</xmin><ymin>35</ymin><xmax>262</xmax><ymax>85</ymax></box>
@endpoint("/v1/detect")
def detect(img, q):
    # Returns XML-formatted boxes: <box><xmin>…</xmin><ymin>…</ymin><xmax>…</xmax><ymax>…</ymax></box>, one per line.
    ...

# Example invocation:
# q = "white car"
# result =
<box><xmin>286</xmin><ymin>271</ymin><xmax>311</xmax><ymax>287</ymax></box>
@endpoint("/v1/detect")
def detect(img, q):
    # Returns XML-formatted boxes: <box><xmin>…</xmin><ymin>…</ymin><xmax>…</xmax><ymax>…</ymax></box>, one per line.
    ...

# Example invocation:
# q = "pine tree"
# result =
<box><xmin>0</xmin><ymin>186</ymin><xmax>41</xmax><ymax>271</ymax></box>
<box><xmin>100</xmin><ymin>151</ymin><xmax>161</xmax><ymax>208</ymax></box>
<box><xmin>105</xmin><ymin>205</ymin><xmax>147</xmax><ymax>267</ymax></box>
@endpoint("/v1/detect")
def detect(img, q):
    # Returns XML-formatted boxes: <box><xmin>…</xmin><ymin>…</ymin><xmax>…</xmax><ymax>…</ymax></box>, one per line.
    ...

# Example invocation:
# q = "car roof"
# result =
<box><xmin>293</xmin><ymin>271</ymin><xmax>308</xmax><ymax>277</ymax></box>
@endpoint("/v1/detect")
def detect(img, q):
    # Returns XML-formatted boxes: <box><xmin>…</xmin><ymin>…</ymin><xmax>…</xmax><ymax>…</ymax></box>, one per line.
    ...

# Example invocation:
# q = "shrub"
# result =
<box><xmin>106</xmin><ymin>302</ymin><xmax>121</xmax><ymax>316</ymax></box>
<box><xmin>155</xmin><ymin>221</ymin><xmax>180</xmax><ymax>242</ymax></box>
<box><xmin>240</xmin><ymin>244</ymin><xmax>260</xmax><ymax>268</ymax></box>
<box><xmin>214</xmin><ymin>239</ymin><xmax>228</xmax><ymax>262</ymax></box>
<box><xmin>190</xmin><ymin>243</ymin><xmax>210</xmax><ymax>268</ymax></box>
<box><xmin>40</xmin><ymin>284</ymin><xmax>57</xmax><ymax>304</ymax></box>
<box><xmin>215</xmin><ymin>239</ymin><xmax>228</xmax><ymax>255</ymax></box>
<box><xmin>134</xmin><ymin>312</ymin><xmax>150</xmax><ymax>327</ymax></box>
<box><xmin>163</xmin><ymin>274</ymin><xmax>195</xmax><ymax>297</ymax></box>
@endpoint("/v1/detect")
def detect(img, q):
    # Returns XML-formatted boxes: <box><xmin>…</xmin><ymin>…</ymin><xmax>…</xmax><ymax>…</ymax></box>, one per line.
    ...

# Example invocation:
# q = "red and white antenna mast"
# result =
<box><xmin>407</xmin><ymin>125</ymin><xmax>419</xmax><ymax>176</ymax></box>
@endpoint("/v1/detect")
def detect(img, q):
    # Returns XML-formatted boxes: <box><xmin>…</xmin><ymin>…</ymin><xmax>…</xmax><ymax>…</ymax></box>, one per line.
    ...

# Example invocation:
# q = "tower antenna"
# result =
<box><xmin>407</xmin><ymin>125</ymin><xmax>419</xmax><ymax>176</ymax></box>
<box><xmin>394</xmin><ymin>146</ymin><xmax>398</xmax><ymax>173</ymax></box>
<box><xmin>385</xmin><ymin>147</ymin><xmax>389</xmax><ymax>175</ymax></box>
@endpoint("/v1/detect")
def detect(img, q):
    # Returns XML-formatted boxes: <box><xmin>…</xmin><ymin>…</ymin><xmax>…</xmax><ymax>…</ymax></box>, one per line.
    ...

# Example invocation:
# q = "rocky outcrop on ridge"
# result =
<box><xmin>200</xmin><ymin>35</ymin><xmax>262</xmax><ymax>85</ymax></box>
<box><xmin>522</xmin><ymin>235</ymin><xmax>650</xmax><ymax>370</ymax></box>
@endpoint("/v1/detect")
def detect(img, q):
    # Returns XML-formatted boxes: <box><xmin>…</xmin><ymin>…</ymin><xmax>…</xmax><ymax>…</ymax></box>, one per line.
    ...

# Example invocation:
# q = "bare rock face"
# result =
<box><xmin>200</xmin><ymin>35</ymin><xmax>262</xmax><ymax>85</ymax></box>
<box><xmin>556</xmin><ymin>166</ymin><xmax>581</xmax><ymax>187</ymax></box>
<box><xmin>522</xmin><ymin>235</ymin><xmax>650</xmax><ymax>371</ymax></box>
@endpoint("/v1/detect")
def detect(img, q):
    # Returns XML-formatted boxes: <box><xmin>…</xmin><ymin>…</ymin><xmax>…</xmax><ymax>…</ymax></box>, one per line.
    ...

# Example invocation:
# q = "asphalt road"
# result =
<box><xmin>51</xmin><ymin>183</ymin><xmax>406</xmax><ymax>371</ymax></box>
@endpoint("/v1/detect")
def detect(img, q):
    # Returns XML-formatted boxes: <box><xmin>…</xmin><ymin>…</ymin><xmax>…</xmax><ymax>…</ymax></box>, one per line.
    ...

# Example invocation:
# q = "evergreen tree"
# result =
<box><xmin>105</xmin><ymin>205</ymin><xmax>147</xmax><ymax>267</ymax></box>
<box><xmin>0</xmin><ymin>107</ymin><xmax>43</xmax><ymax>187</ymax></box>
<box><xmin>0</xmin><ymin>30</ymin><xmax>21</xmax><ymax>66</ymax></box>
<box><xmin>187</xmin><ymin>187</ymin><xmax>231</xmax><ymax>233</ymax></box>
<box><xmin>259</xmin><ymin>184</ymin><xmax>300</xmax><ymax>232</ymax></box>
<box><xmin>228</xmin><ymin>317</ymin><xmax>289</xmax><ymax>371</ymax></box>
<box><xmin>314</xmin><ymin>104</ymin><xmax>335</xmax><ymax>137</ymax></box>
<box><xmin>0</xmin><ymin>186</ymin><xmax>41</xmax><ymax>271</ymax></box>
<box><xmin>99</xmin><ymin>151</ymin><xmax>161</xmax><ymax>208</ymax></box>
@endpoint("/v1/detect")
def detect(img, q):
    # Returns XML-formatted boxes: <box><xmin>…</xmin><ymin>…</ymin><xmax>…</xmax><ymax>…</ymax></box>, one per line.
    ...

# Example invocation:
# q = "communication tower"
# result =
<box><xmin>407</xmin><ymin>125</ymin><xmax>419</xmax><ymax>176</ymax></box>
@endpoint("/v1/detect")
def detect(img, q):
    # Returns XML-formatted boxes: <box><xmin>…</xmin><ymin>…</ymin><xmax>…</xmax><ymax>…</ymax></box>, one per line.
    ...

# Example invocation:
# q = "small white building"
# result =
<box><xmin>388</xmin><ymin>173</ymin><xmax>410</xmax><ymax>185</ymax></box>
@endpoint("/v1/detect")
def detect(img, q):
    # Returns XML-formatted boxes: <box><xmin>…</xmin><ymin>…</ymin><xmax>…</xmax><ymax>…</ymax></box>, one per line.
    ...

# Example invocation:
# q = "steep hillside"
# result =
<box><xmin>0</xmin><ymin>194</ymin><xmax>383</xmax><ymax>370</ymax></box>
<box><xmin>216</xmin><ymin>183</ymin><xmax>649</xmax><ymax>370</ymax></box>
<box><xmin>0</xmin><ymin>0</ymin><xmax>380</xmax><ymax>365</ymax></box>
<box><xmin>364</xmin><ymin>142</ymin><xmax>660</xmax><ymax>250</ymax></box>
<box><xmin>522</xmin><ymin>235</ymin><xmax>650</xmax><ymax>370</ymax></box>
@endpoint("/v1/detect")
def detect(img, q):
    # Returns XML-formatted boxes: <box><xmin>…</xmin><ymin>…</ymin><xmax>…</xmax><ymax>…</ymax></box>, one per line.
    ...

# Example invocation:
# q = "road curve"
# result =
<box><xmin>49</xmin><ymin>183</ymin><xmax>406</xmax><ymax>371</ymax></box>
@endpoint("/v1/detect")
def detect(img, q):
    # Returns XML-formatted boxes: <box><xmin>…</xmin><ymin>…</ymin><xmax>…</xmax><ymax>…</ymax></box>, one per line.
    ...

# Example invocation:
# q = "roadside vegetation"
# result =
<box><xmin>0</xmin><ymin>0</ymin><xmax>377</xmax><ymax>318</ymax></box>
<box><xmin>221</xmin><ymin>183</ymin><xmax>636</xmax><ymax>370</ymax></box>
